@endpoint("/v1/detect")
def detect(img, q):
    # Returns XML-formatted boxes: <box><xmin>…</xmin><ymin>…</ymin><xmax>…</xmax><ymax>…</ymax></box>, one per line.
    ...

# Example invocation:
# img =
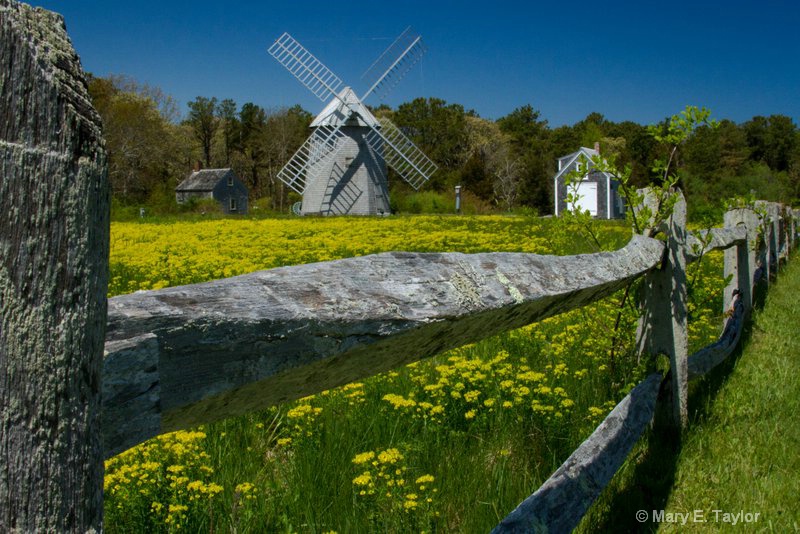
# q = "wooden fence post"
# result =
<box><xmin>0</xmin><ymin>2</ymin><xmax>109</xmax><ymax>531</ymax></box>
<box><xmin>778</xmin><ymin>206</ymin><xmax>785</xmax><ymax>256</ymax></box>
<box><xmin>782</xmin><ymin>205</ymin><xmax>792</xmax><ymax>256</ymax></box>
<box><xmin>723</xmin><ymin>208</ymin><xmax>759</xmax><ymax>316</ymax></box>
<box><xmin>767</xmin><ymin>203</ymin><xmax>781</xmax><ymax>270</ymax></box>
<box><xmin>754</xmin><ymin>201</ymin><xmax>774</xmax><ymax>286</ymax></box>
<box><xmin>635</xmin><ymin>189</ymin><xmax>689</xmax><ymax>430</ymax></box>
<box><xmin>793</xmin><ymin>208</ymin><xmax>798</xmax><ymax>249</ymax></box>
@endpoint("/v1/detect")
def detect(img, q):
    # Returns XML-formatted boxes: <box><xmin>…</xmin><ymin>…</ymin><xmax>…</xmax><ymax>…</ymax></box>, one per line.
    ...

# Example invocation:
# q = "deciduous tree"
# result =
<box><xmin>187</xmin><ymin>96</ymin><xmax>219</xmax><ymax>168</ymax></box>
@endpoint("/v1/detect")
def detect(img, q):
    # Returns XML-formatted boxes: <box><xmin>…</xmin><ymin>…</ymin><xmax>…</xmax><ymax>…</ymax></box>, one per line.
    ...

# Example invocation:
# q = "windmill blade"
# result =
<box><xmin>276</xmin><ymin>125</ymin><xmax>345</xmax><ymax>194</ymax></box>
<box><xmin>268</xmin><ymin>32</ymin><xmax>344</xmax><ymax>103</ymax></box>
<box><xmin>360</xmin><ymin>27</ymin><xmax>427</xmax><ymax>102</ymax></box>
<box><xmin>365</xmin><ymin>118</ymin><xmax>437</xmax><ymax>190</ymax></box>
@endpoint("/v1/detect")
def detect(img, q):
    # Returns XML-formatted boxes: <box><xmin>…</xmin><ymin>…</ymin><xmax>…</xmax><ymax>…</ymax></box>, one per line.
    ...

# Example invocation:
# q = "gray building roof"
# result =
<box><xmin>553</xmin><ymin>146</ymin><xmax>602</xmax><ymax>183</ymax></box>
<box><xmin>175</xmin><ymin>169</ymin><xmax>235</xmax><ymax>192</ymax></box>
<box><xmin>310</xmin><ymin>86</ymin><xmax>380</xmax><ymax>128</ymax></box>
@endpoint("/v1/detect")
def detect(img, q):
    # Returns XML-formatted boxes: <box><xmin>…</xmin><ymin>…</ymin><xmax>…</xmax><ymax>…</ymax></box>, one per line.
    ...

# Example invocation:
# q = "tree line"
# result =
<box><xmin>89</xmin><ymin>74</ymin><xmax>800</xmax><ymax>219</ymax></box>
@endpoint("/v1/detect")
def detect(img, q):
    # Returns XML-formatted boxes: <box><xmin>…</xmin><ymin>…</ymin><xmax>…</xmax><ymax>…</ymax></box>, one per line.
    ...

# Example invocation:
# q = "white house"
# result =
<box><xmin>553</xmin><ymin>143</ymin><xmax>624</xmax><ymax>219</ymax></box>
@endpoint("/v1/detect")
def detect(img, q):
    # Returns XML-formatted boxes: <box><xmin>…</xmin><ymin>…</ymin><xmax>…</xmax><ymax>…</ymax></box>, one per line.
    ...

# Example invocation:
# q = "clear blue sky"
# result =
<box><xmin>31</xmin><ymin>0</ymin><xmax>800</xmax><ymax>126</ymax></box>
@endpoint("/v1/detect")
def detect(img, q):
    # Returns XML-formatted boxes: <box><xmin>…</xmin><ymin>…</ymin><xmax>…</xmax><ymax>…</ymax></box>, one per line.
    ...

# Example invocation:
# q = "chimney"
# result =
<box><xmin>594</xmin><ymin>141</ymin><xmax>601</xmax><ymax>154</ymax></box>
<box><xmin>193</xmin><ymin>160</ymin><xmax>201</xmax><ymax>173</ymax></box>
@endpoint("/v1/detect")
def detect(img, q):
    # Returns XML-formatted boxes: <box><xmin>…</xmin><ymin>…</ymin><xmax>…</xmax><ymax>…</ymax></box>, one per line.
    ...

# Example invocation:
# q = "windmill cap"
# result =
<box><xmin>310</xmin><ymin>87</ymin><xmax>380</xmax><ymax>128</ymax></box>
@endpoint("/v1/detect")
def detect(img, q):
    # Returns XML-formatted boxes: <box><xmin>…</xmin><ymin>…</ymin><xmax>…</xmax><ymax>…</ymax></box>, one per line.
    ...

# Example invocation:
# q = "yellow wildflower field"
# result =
<box><xmin>108</xmin><ymin>215</ymin><xmax>633</xmax><ymax>296</ymax></box>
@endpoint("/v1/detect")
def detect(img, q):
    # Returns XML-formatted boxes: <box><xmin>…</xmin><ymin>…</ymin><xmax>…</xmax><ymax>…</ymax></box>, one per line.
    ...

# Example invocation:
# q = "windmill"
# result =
<box><xmin>268</xmin><ymin>28</ymin><xmax>437</xmax><ymax>216</ymax></box>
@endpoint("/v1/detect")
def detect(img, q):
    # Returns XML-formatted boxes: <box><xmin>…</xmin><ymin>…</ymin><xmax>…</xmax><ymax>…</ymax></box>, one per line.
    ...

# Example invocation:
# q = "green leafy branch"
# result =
<box><xmin>562</xmin><ymin>106</ymin><xmax>719</xmax><ymax>369</ymax></box>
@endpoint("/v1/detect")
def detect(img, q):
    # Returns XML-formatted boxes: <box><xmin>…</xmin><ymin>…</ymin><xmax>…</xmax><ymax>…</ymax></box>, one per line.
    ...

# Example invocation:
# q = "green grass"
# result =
<box><xmin>578</xmin><ymin>251</ymin><xmax>800</xmax><ymax>532</ymax></box>
<box><xmin>660</xmin><ymin>253</ymin><xmax>800</xmax><ymax>532</ymax></box>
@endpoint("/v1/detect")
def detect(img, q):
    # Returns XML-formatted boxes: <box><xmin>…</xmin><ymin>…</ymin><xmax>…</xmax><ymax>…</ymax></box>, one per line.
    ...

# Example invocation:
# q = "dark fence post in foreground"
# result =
<box><xmin>0</xmin><ymin>1</ymin><xmax>109</xmax><ymax>531</ymax></box>
<box><xmin>635</xmin><ymin>189</ymin><xmax>689</xmax><ymax>430</ymax></box>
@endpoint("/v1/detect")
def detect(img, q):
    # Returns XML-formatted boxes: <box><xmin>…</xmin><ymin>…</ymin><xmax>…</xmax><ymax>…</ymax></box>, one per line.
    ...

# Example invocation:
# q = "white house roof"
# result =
<box><xmin>310</xmin><ymin>87</ymin><xmax>380</xmax><ymax>128</ymax></box>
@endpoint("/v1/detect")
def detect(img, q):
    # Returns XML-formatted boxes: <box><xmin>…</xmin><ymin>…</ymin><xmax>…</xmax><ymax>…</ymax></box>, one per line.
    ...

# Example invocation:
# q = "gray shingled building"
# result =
<box><xmin>302</xmin><ymin>88</ymin><xmax>390</xmax><ymax>216</ymax></box>
<box><xmin>553</xmin><ymin>145</ymin><xmax>624</xmax><ymax>219</ymax></box>
<box><xmin>175</xmin><ymin>168</ymin><xmax>248</xmax><ymax>215</ymax></box>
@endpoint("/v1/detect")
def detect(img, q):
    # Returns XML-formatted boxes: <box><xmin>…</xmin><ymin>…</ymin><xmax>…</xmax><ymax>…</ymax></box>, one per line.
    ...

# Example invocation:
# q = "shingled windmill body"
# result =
<box><xmin>269</xmin><ymin>28</ymin><xmax>437</xmax><ymax>215</ymax></box>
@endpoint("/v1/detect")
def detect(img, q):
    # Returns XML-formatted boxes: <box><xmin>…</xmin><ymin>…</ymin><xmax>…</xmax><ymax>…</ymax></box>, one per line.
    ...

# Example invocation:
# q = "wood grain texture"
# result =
<box><xmin>687</xmin><ymin>294</ymin><xmax>745</xmax><ymax>380</ymax></box>
<box><xmin>685</xmin><ymin>226</ymin><xmax>747</xmax><ymax>263</ymax></box>
<box><xmin>723</xmin><ymin>208</ymin><xmax>759</xmax><ymax>314</ymax></box>
<box><xmin>635</xmin><ymin>190</ymin><xmax>689</xmax><ymax>429</ymax></box>
<box><xmin>101</xmin><ymin>235</ymin><xmax>664</xmax><ymax>455</ymax></box>
<box><xmin>0</xmin><ymin>1</ymin><xmax>108</xmax><ymax>531</ymax></box>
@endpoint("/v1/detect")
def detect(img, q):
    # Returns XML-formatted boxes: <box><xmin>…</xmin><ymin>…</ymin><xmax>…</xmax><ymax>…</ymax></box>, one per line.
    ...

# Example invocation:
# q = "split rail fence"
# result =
<box><xmin>101</xmin><ymin>194</ymin><xmax>797</xmax><ymax>532</ymax></box>
<box><xmin>2</xmin><ymin>3</ymin><xmax>799</xmax><ymax>530</ymax></box>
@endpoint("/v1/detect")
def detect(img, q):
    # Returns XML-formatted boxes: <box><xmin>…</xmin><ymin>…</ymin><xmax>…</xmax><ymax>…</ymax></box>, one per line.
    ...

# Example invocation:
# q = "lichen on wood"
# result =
<box><xmin>102</xmin><ymin>235</ymin><xmax>664</xmax><ymax>455</ymax></box>
<box><xmin>0</xmin><ymin>1</ymin><xmax>108</xmax><ymax>530</ymax></box>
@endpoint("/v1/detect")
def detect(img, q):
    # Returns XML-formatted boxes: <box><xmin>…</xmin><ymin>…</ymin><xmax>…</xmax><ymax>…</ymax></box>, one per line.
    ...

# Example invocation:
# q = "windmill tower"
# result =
<box><xmin>268</xmin><ymin>28</ymin><xmax>437</xmax><ymax>215</ymax></box>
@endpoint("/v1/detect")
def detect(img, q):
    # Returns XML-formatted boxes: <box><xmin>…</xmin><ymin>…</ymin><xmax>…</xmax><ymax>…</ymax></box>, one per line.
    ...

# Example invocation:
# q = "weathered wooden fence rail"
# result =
<box><xmin>102</xmin><ymin>235</ymin><xmax>665</xmax><ymax>456</ymax></box>
<box><xmin>2</xmin><ymin>2</ymin><xmax>799</xmax><ymax>530</ymax></box>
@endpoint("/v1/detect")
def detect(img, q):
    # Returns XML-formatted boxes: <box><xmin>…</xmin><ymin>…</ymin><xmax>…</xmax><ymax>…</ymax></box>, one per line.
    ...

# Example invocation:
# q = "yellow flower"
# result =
<box><xmin>352</xmin><ymin>451</ymin><xmax>375</xmax><ymax>464</ymax></box>
<box><xmin>377</xmin><ymin>448</ymin><xmax>403</xmax><ymax>464</ymax></box>
<box><xmin>205</xmin><ymin>483</ymin><xmax>223</xmax><ymax>496</ymax></box>
<box><xmin>588</xmin><ymin>406</ymin><xmax>605</xmax><ymax>418</ymax></box>
<box><xmin>465</xmin><ymin>410</ymin><xmax>477</xmax><ymax>420</ymax></box>
<box><xmin>352</xmin><ymin>472</ymin><xmax>372</xmax><ymax>486</ymax></box>
<box><xmin>235</xmin><ymin>482</ymin><xmax>256</xmax><ymax>495</ymax></box>
<box><xmin>415</xmin><ymin>474</ymin><xmax>435</xmax><ymax>485</ymax></box>
<box><xmin>186</xmin><ymin>480</ymin><xmax>204</xmax><ymax>492</ymax></box>
<box><xmin>382</xmin><ymin>393</ymin><xmax>417</xmax><ymax>409</ymax></box>
<box><xmin>464</xmin><ymin>390</ymin><xmax>481</xmax><ymax>403</ymax></box>
<box><xmin>403</xmin><ymin>499</ymin><xmax>418</xmax><ymax>510</ymax></box>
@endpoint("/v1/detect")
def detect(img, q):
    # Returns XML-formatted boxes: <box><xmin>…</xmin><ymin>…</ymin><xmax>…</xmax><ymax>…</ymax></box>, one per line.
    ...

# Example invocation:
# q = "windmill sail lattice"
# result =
<box><xmin>366</xmin><ymin>118</ymin><xmax>437</xmax><ymax>190</ymax></box>
<box><xmin>268</xmin><ymin>28</ymin><xmax>437</xmax><ymax>215</ymax></box>
<box><xmin>268</xmin><ymin>33</ymin><xmax>344</xmax><ymax>103</ymax></box>
<box><xmin>360</xmin><ymin>27</ymin><xmax>426</xmax><ymax>101</ymax></box>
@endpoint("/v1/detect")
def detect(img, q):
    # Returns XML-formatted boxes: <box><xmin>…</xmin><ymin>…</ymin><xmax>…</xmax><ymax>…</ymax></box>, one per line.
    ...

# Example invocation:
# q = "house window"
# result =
<box><xmin>576</xmin><ymin>161</ymin><xmax>583</xmax><ymax>173</ymax></box>
<box><xmin>229</xmin><ymin>197</ymin><xmax>237</xmax><ymax>211</ymax></box>
<box><xmin>345</xmin><ymin>156</ymin><xmax>355</xmax><ymax>167</ymax></box>
<box><xmin>227</xmin><ymin>174</ymin><xmax>233</xmax><ymax>186</ymax></box>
